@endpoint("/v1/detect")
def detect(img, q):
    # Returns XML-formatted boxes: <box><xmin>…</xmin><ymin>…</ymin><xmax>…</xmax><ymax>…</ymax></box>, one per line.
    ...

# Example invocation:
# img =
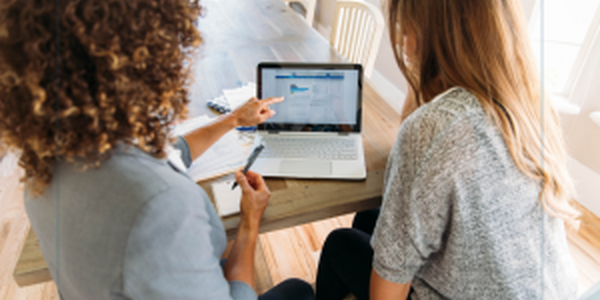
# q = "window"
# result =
<box><xmin>528</xmin><ymin>0</ymin><xmax>600</xmax><ymax>96</ymax></box>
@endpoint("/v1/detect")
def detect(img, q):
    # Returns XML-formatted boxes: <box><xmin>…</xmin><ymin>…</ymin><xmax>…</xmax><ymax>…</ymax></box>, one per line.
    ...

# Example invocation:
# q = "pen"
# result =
<box><xmin>232</xmin><ymin>144</ymin><xmax>265</xmax><ymax>190</ymax></box>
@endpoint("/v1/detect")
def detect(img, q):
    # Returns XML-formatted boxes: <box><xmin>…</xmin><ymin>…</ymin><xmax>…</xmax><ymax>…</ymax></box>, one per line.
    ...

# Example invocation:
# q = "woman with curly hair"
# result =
<box><xmin>315</xmin><ymin>0</ymin><xmax>579</xmax><ymax>299</ymax></box>
<box><xmin>0</xmin><ymin>1</ymin><xmax>313</xmax><ymax>299</ymax></box>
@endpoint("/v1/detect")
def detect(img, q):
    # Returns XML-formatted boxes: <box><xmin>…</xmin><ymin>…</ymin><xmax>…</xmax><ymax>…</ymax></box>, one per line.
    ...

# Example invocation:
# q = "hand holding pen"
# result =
<box><xmin>232</xmin><ymin>144</ymin><xmax>265</xmax><ymax>190</ymax></box>
<box><xmin>233</xmin><ymin>145</ymin><xmax>269</xmax><ymax>227</ymax></box>
<box><xmin>234</xmin><ymin>168</ymin><xmax>270</xmax><ymax>228</ymax></box>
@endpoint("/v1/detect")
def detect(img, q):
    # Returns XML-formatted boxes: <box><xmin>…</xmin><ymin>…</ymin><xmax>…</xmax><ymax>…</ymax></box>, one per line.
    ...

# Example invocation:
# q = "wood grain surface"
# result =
<box><xmin>0</xmin><ymin>166</ymin><xmax>58</xmax><ymax>299</ymax></box>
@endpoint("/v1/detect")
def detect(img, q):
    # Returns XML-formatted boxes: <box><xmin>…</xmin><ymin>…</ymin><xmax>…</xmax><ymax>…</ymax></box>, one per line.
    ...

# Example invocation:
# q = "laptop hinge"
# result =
<box><xmin>267</xmin><ymin>131</ymin><xmax>280</xmax><ymax>134</ymax></box>
<box><xmin>338</xmin><ymin>132</ymin><xmax>350</xmax><ymax>136</ymax></box>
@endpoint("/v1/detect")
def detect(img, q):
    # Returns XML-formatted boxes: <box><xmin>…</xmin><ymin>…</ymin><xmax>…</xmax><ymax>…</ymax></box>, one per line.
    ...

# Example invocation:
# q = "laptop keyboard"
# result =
<box><xmin>260</xmin><ymin>136</ymin><xmax>358</xmax><ymax>160</ymax></box>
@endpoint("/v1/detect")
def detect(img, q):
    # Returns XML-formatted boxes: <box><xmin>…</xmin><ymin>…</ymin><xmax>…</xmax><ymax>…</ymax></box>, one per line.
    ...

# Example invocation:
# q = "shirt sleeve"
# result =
<box><xmin>371</xmin><ymin>107</ymin><xmax>477</xmax><ymax>284</ymax></box>
<box><xmin>122</xmin><ymin>184</ymin><xmax>256</xmax><ymax>300</ymax></box>
<box><xmin>172</xmin><ymin>136</ymin><xmax>193</xmax><ymax>168</ymax></box>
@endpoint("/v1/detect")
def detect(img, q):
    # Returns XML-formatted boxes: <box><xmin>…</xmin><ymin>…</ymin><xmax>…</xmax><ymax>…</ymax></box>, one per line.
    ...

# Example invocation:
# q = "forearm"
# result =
<box><xmin>183</xmin><ymin>113</ymin><xmax>238</xmax><ymax>161</ymax></box>
<box><xmin>182</xmin><ymin>96</ymin><xmax>283</xmax><ymax>161</ymax></box>
<box><xmin>223</xmin><ymin>220</ymin><xmax>259</xmax><ymax>288</ymax></box>
<box><xmin>370</xmin><ymin>269</ymin><xmax>411</xmax><ymax>300</ymax></box>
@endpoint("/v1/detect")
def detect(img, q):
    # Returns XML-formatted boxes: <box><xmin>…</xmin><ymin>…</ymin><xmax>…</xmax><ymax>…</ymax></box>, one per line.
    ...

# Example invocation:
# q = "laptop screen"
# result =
<box><xmin>257</xmin><ymin>62</ymin><xmax>362</xmax><ymax>133</ymax></box>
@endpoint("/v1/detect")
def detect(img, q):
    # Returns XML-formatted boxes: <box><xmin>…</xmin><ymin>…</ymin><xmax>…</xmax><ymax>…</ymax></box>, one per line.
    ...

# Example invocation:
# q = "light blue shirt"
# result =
<box><xmin>25</xmin><ymin>137</ymin><xmax>256</xmax><ymax>300</ymax></box>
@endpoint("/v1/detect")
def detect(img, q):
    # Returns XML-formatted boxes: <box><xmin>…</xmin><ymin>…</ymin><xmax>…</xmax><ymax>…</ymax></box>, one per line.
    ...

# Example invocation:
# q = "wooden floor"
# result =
<box><xmin>1</xmin><ymin>89</ymin><xmax>599</xmax><ymax>299</ymax></box>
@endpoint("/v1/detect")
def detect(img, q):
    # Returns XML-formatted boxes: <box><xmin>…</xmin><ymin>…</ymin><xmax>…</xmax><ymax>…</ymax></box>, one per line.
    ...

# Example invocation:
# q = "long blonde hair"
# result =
<box><xmin>388</xmin><ymin>0</ymin><xmax>579</xmax><ymax>223</ymax></box>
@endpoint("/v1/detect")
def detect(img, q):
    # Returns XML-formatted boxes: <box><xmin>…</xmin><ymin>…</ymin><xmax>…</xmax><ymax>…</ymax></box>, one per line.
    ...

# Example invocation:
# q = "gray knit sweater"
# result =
<box><xmin>371</xmin><ymin>87</ymin><xmax>578</xmax><ymax>299</ymax></box>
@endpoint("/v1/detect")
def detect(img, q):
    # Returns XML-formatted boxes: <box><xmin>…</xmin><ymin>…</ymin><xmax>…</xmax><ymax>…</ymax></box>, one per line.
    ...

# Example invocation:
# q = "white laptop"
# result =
<box><xmin>251</xmin><ymin>62</ymin><xmax>366</xmax><ymax>180</ymax></box>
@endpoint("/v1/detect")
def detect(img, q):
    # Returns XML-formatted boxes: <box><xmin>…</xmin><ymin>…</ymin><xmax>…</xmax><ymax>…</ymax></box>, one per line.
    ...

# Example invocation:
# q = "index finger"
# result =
<box><xmin>235</xmin><ymin>172</ymin><xmax>255</xmax><ymax>195</ymax></box>
<box><xmin>260</xmin><ymin>96</ymin><xmax>284</xmax><ymax>106</ymax></box>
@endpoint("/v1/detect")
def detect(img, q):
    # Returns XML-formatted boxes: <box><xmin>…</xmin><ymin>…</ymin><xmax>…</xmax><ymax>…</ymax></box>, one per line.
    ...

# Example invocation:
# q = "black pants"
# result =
<box><xmin>315</xmin><ymin>208</ymin><xmax>380</xmax><ymax>300</ymax></box>
<box><xmin>220</xmin><ymin>258</ymin><xmax>314</xmax><ymax>300</ymax></box>
<box><xmin>259</xmin><ymin>278</ymin><xmax>315</xmax><ymax>300</ymax></box>
<box><xmin>258</xmin><ymin>209</ymin><xmax>382</xmax><ymax>300</ymax></box>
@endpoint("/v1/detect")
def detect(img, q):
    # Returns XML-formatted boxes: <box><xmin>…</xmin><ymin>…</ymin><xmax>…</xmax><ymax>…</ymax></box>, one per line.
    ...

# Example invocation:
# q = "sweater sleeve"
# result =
<box><xmin>371</xmin><ymin>99</ymin><xmax>478</xmax><ymax>284</ymax></box>
<box><xmin>122</xmin><ymin>184</ymin><xmax>256</xmax><ymax>300</ymax></box>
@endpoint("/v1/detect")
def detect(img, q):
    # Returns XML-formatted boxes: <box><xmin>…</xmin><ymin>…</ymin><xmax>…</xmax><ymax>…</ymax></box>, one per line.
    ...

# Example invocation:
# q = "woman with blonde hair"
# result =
<box><xmin>0</xmin><ymin>0</ymin><xmax>314</xmax><ymax>299</ymax></box>
<box><xmin>315</xmin><ymin>0</ymin><xmax>579</xmax><ymax>299</ymax></box>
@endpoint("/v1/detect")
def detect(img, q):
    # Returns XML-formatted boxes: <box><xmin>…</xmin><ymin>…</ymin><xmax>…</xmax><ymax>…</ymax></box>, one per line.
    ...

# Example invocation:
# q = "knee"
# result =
<box><xmin>321</xmin><ymin>228</ymin><xmax>372</xmax><ymax>261</ymax></box>
<box><xmin>321</xmin><ymin>228</ymin><xmax>362</xmax><ymax>258</ymax></box>
<box><xmin>323</xmin><ymin>228</ymin><xmax>356</xmax><ymax>249</ymax></box>
<box><xmin>278</xmin><ymin>278</ymin><xmax>315</xmax><ymax>299</ymax></box>
<box><xmin>352</xmin><ymin>208</ymin><xmax>380</xmax><ymax>233</ymax></box>
<box><xmin>353</xmin><ymin>209</ymin><xmax>371</xmax><ymax>224</ymax></box>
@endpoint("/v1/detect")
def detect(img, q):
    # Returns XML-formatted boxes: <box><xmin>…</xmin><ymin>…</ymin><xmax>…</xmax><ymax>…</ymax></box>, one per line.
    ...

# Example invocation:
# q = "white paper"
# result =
<box><xmin>222</xmin><ymin>82</ymin><xmax>256</xmax><ymax>110</ymax></box>
<box><xmin>212</xmin><ymin>180</ymin><xmax>242</xmax><ymax>216</ymax></box>
<box><xmin>187</xmin><ymin>130</ymin><xmax>247</xmax><ymax>182</ymax></box>
<box><xmin>171</xmin><ymin>115</ymin><xmax>213</xmax><ymax>137</ymax></box>
<box><xmin>171</xmin><ymin>115</ymin><xmax>248</xmax><ymax>182</ymax></box>
<box><xmin>165</xmin><ymin>145</ymin><xmax>187</xmax><ymax>173</ymax></box>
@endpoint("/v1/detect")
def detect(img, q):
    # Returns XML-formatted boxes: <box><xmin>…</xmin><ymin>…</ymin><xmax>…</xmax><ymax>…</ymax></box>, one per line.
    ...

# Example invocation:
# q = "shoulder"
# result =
<box><xmin>97</xmin><ymin>147</ymin><xmax>216</xmax><ymax>233</ymax></box>
<box><xmin>386</xmin><ymin>87</ymin><xmax>490</xmax><ymax>186</ymax></box>
<box><xmin>80</xmin><ymin>144</ymin><xmax>194</xmax><ymax>202</ymax></box>
<box><xmin>402</xmin><ymin>87</ymin><xmax>484</xmax><ymax>140</ymax></box>
<box><xmin>396</xmin><ymin>87</ymin><xmax>493</xmax><ymax>156</ymax></box>
<box><xmin>26</xmin><ymin>144</ymin><xmax>211</xmax><ymax>247</ymax></box>
<box><xmin>23</xmin><ymin>145</ymin><xmax>218</xmax><ymax>298</ymax></box>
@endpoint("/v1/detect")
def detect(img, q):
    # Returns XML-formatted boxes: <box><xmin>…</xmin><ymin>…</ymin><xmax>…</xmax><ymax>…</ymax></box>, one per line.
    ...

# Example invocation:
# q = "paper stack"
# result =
<box><xmin>206</xmin><ymin>82</ymin><xmax>256</xmax><ymax>114</ymax></box>
<box><xmin>222</xmin><ymin>82</ymin><xmax>256</xmax><ymax>110</ymax></box>
<box><xmin>172</xmin><ymin>115</ymin><xmax>248</xmax><ymax>182</ymax></box>
<box><xmin>187</xmin><ymin>130</ymin><xmax>247</xmax><ymax>182</ymax></box>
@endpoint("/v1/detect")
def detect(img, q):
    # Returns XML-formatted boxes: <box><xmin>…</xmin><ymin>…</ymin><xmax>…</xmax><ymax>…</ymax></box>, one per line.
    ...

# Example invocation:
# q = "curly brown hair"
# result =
<box><xmin>0</xmin><ymin>0</ymin><xmax>202</xmax><ymax>195</ymax></box>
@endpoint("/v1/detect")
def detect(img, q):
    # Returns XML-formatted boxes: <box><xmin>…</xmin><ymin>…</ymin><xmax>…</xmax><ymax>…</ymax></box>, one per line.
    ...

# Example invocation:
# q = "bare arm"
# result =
<box><xmin>183</xmin><ymin>97</ymin><xmax>283</xmax><ymax>161</ymax></box>
<box><xmin>223</xmin><ymin>220</ymin><xmax>259</xmax><ymax>288</ymax></box>
<box><xmin>223</xmin><ymin>170</ymin><xmax>270</xmax><ymax>288</ymax></box>
<box><xmin>370</xmin><ymin>269</ymin><xmax>412</xmax><ymax>300</ymax></box>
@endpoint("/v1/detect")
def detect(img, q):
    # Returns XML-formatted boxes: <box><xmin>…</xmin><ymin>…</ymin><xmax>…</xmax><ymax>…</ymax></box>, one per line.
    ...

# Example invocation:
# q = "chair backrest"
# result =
<box><xmin>284</xmin><ymin>0</ymin><xmax>317</xmax><ymax>26</ymax></box>
<box><xmin>330</xmin><ymin>0</ymin><xmax>384</xmax><ymax>78</ymax></box>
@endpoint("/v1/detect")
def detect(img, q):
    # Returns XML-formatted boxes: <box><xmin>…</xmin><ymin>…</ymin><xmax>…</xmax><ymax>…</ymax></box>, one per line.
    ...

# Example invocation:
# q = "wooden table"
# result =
<box><xmin>13</xmin><ymin>0</ymin><xmax>401</xmax><ymax>287</ymax></box>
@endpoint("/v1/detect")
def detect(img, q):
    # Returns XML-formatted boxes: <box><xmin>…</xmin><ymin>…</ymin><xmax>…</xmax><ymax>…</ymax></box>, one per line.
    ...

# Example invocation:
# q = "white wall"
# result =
<box><xmin>522</xmin><ymin>0</ymin><xmax>600</xmax><ymax>217</ymax></box>
<box><xmin>560</xmin><ymin>25</ymin><xmax>600</xmax><ymax>217</ymax></box>
<box><xmin>521</xmin><ymin>0</ymin><xmax>536</xmax><ymax>20</ymax></box>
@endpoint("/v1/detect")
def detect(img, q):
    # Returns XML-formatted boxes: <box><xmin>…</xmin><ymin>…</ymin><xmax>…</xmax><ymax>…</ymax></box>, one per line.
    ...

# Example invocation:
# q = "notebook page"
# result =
<box><xmin>212</xmin><ymin>180</ymin><xmax>242</xmax><ymax>216</ymax></box>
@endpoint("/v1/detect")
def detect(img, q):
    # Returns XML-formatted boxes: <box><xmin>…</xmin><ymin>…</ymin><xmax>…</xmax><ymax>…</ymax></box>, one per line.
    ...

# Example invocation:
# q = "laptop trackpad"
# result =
<box><xmin>279</xmin><ymin>160</ymin><xmax>331</xmax><ymax>175</ymax></box>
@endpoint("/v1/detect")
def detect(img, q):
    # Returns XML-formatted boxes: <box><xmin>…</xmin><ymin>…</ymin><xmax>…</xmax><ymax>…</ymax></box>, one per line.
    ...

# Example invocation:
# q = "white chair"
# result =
<box><xmin>284</xmin><ymin>0</ymin><xmax>317</xmax><ymax>26</ymax></box>
<box><xmin>330</xmin><ymin>0</ymin><xmax>384</xmax><ymax>78</ymax></box>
